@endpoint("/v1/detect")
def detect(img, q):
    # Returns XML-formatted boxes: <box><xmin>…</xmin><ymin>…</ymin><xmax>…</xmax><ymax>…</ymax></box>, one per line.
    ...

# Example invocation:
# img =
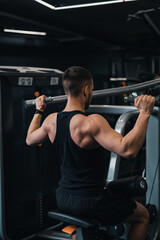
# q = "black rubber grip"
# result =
<box><xmin>45</xmin><ymin>97</ymin><xmax>53</xmax><ymax>103</ymax></box>
<box><xmin>124</xmin><ymin>96</ymin><xmax>160</xmax><ymax>107</ymax></box>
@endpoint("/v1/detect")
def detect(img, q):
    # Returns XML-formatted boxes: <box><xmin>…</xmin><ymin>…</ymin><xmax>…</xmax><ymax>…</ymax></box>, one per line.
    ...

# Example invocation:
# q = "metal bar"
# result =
<box><xmin>106</xmin><ymin>110</ymin><xmax>139</xmax><ymax>183</ymax></box>
<box><xmin>87</xmin><ymin>105</ymin><xmax>137</xmax><ymax>115</ymax></box>
<box><xmin>92</xmin><ymin>77</ymin><xmax>160</xmax><ymax>97</ymax></box>
<box><xmin>24</xmin><ymin>78</ymin><xmax>160</xmax><ymax>108</ymax></box>
<box><xmin>143</xmin><ymin>13</ymin><xmax>160</xmax><ymax>39</ymax></box>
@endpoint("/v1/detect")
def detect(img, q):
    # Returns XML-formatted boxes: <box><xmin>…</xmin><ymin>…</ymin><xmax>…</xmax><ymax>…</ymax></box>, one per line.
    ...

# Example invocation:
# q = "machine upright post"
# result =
<box><xmin>146</xmin><ymin>110</ymin><xmax>160</xmax><ymax>239</ymax></box>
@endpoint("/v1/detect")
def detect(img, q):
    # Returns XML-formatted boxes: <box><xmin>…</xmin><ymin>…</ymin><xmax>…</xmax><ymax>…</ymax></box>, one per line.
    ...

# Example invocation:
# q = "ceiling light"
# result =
<box><xmin>35</xmin><ymin>0</ymin><xmax>55</xmax><ymax>9</ymax></box>
<box><xmin>4</xmin><ymin>29</ymin><xmax>47</xmax><ymax>36</ymax></box>
<box><xmin>35</xmin><ymin>0</ymin><xmax>136</xmax><ymax>10</ymax></box>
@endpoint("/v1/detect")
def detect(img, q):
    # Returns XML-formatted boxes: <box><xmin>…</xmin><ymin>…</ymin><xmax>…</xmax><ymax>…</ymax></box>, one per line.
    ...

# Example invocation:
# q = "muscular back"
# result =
<box><xmin>47</xmin><ymin>112</ymin><xmax>100</xmax><ymax>149</ymax></box>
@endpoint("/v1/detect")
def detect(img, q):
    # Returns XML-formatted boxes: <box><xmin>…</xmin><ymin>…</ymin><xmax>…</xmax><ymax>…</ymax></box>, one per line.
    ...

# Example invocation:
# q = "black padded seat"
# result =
<box><xmin>48</xmin><ymin>210</ymin><xmax>98</xmax><ymax>229</ymax></box>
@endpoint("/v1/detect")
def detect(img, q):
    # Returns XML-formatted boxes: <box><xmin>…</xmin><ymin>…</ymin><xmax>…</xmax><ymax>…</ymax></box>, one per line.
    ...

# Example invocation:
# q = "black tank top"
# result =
<box><xmin>53</xmin><ymin>111</ymin><xmax>109</xmax><ymax>196</ymax></box>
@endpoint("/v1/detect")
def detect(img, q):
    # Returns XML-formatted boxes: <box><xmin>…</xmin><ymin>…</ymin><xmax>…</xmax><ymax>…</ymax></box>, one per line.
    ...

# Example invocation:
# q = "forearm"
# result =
<box><xmin>26</xmin><ymin>95</ymin><xmax>49</xmax><ymax>146</ymax></box>
<box><xmin>122</xmin><ymin>111</ymin><xmax>150</xmax><ymax>158</ymax></box>
<box><xmin>26</xmin><ymin>114</ymin><xmax>42</xmax><ymax>144</ymax></box>
<box><xmin>27</xmin><ymin>114</ymin><xmax>42</xmax><ymax>135</ymax></box>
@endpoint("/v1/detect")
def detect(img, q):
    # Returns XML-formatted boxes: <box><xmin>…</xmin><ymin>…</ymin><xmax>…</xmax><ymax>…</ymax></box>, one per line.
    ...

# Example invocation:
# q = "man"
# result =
<box><xmin>26</xmin><ymin>66</ymin><xmax>155</xmax><ymax>240</ymax></box>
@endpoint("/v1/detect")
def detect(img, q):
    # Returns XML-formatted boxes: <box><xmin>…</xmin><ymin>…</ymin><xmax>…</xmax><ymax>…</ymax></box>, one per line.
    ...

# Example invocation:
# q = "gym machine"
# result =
<box><xmin>0</xmin><ymin>66</ymin><xmax>160</xmax><ymax>239</ymax></box>
<box><xmin>0</xmin><ymin>66</ymin><xmax>64</xmax><ymax>240</ymax></box>
<box><xmin>38</xmin><ymin>105</ymin><xmax>159</xmax><ymax>240</ymax></box>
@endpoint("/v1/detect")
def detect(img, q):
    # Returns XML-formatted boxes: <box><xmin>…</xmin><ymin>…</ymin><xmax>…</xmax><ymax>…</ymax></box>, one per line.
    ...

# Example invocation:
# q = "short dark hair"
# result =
<box><xmin>62</xmin><ymin>66</ymin><xmax>92</xmax><ymax>96</ymax></box>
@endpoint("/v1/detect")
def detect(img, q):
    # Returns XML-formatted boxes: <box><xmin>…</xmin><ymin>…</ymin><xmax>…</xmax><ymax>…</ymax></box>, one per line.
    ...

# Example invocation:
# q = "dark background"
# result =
<box><xmin>0</xmin><ymin>1</ymin><xmax>159</xmax><ymax>239</ymax></box>
<box><xmin>0</xmin><ymin>0</ymin><xmax>160</xmax><ymax>77</ymax></box>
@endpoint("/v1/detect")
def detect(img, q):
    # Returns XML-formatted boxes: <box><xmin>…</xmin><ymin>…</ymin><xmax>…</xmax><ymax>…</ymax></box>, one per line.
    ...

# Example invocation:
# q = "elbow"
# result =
<box><xmin>26</xmin><ymin>137</ymin><xmax>32</xmax><ymax>146</ymax></box>
<box><xmin>120</xmin><ymin>140</ymin><xmax>137</xmax><ymax>159</ymax></box>
<box><xmin>123</xmin><ymin>150</ymin><xmax>137</xmax><ymax>159</ymax></box>
<box><xmin>26</xmin><ymin>138</ymin><xmax>30</xmax><ymax>146</ymax></box>
<box><xmin>120</xmin><ymin>144</ymin><xmax>136</xmax><ymax>159</ymax></box>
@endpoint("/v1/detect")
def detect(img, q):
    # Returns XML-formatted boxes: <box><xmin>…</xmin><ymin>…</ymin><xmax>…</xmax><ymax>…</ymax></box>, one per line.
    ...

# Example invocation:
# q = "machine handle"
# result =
<box><xmin>24</xmin><ymin>96</ymin><xmax>53</xmax><ymax>108</ymax></box>
<box><xmin>24</xmin><ymin>95</ymin><xmax>67</xmax><ymax>108</ymax></box>
<box><xmin>124</xmin><ymin>96</ymin><xmax>160</xmax><ymax>107</ymax></box>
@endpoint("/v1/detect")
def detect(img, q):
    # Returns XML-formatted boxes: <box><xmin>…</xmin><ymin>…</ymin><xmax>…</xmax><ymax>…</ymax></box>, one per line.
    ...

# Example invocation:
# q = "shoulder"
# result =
<box><xmin>42</xmin><ymin>112</ymin><xmax>58</xmax><ymax>128</ymax></box>
<box><xmin>44</xmin><ymin>112</ymin><xmax>57</xmax><ymax>122</ymax></box>
<box><xmin>46</xmin><ymin>112</ymin><xmax>58</xmax><ymax>119</ymax></box>
<box><xmin>87</xmin><ymin>114</ymin><xmax>110</xmax><ymax>135</ymax></box>
<box><xmin>76</xmin><ymin>114</ymin><xmax>108</xmax><ymax>135</ymax></box>
<box><xmin>87</xmin><ymin>114</ymin><xmax>107</xmax><ymax>125</ymax></box>
<box><xmin>87</xmin><ymin>113</ymin><xmax>105</xmax><ymax>121</ymax></box>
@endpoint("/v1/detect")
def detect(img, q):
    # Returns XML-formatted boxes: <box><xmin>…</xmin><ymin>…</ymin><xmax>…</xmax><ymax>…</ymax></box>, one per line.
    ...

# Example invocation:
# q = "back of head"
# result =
<box><xmin>62</xmin><ymin>66</ymin><xmax>92</xmax><ymax>96</ymax></box>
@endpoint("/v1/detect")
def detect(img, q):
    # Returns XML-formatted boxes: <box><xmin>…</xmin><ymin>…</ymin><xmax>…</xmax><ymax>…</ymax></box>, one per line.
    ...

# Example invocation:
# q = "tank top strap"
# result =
<box><xmin>66</xmin><ymin>110</ymin><xmax>85</xmax><ymax>123</ymax></box>
<box><xmin>58</xmin><ymin>110</ymin><xmax>85</xmax><ymax>132</ymax></box>
<box><xmin>54</xmin><ymin>110</ymin><xmax>85</xmax><ymax>144</ymax></box>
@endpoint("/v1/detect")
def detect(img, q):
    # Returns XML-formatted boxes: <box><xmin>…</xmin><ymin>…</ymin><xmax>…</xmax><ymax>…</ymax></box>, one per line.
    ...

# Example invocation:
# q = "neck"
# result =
<box><xmin>63</xmin><ymin>95</ymin><xmax>85</xmax><ymax>112</ymax></box>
